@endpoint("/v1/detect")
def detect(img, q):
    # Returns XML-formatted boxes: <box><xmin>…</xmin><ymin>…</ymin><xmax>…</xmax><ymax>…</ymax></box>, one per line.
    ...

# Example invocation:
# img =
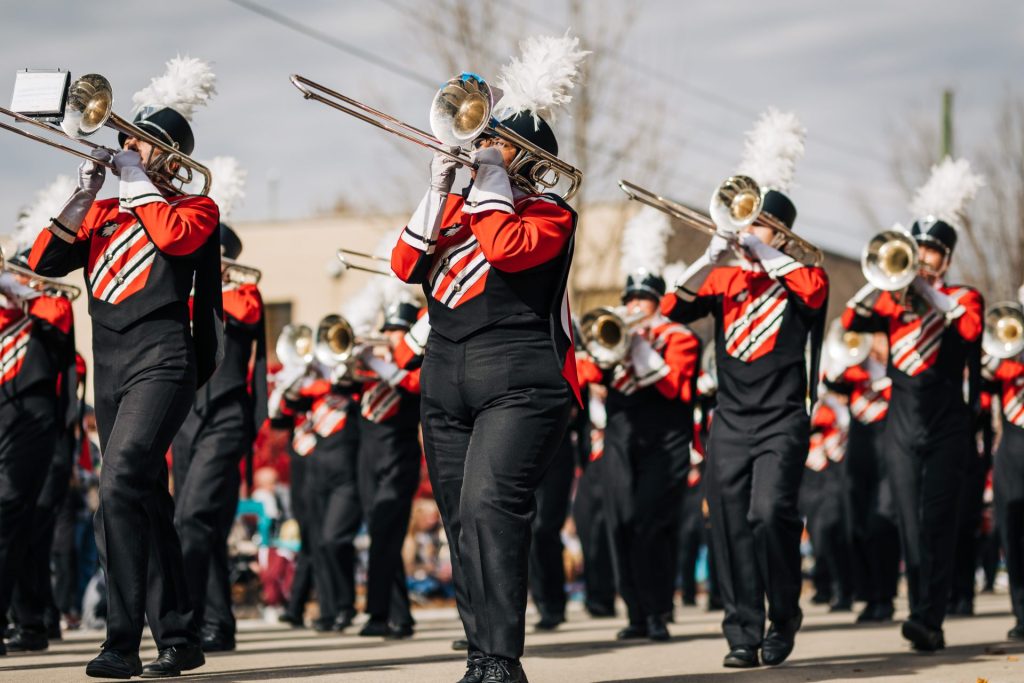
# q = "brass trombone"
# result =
<box><xmin>290</xmin><ymin>73</ymin><xmax>583</xmax><ymax>200</ymax></box>
<box><xmin>336</xmin><ymin>249</ymin><xmax>394</xmax><ymax>277</ymax></box>
<box><xmin>221</xmin><ymin>258</ymin><xmax>262</xmax><ymax>285</ymax></box>
<box><xmin>983</xmin><ymin>302</ymin><xmax>1024</xmax><ymax>359</ymax></box>
<box><xmin>579</xmin><ymin>306</ymin><xmax>649</xmax><ymax>368</ymax></box>
<box><xmin>861</xmin><ymin>229</ymin><xmax>919</xmax><ymax>294</ymax></box>
<box><xmin>276</xmin><ymin>323</ymin><xmax>314</xmax><ymax>368</ymax></box>
<box><xmin>0</xmin><ymin>246</ymin><xmax>81</xmax><ymax>301</ymax></box>
<box><xmin>619</xmin><ymin>176</ymin><xmax>824</xmax><ymax>266</ymax></box>
<box><xmin>314</xmin><ymin>314</ymin><xmax>388</xmax><ymax>368</ymax></box>
<box><xmin>0</xmin><ymin>71</ymin><xmax>211</xmax><ymax>194</ymax></box>
<box><xmin>825</xmin><ymin>320</ymin><xmax>871</xmax><ymax>370</ymax></box>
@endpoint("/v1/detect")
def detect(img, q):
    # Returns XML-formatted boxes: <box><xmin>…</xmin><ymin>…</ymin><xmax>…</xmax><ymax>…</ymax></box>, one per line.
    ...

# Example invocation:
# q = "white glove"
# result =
<box><xmin>629</xmin><ymin>334</ymin><xmax>669</xmax><ymax>387</ymax></box>
<box><xmin>848</xmin><ymin>282</ymin><xmax>880</xmax><ymax>318</ymax></box>
<box><xmin>707</xmin><ymin>234</ymin><xmax>732</xmax><ymax>265</ymax></box>
<box><xmin>330</xmin><ymin>361</ymin><xmax>351</xmax><ymax>384</ymax></box>
<box><xmin>430</xmin><ymin>150</ymin><xmax>459</xmax><ymax>193</ymax></box>
<box><xmin>363</xmin><ymin>354</ymin><xmax>402</xmax><ymax>386</ymax></box>
<box><xmin>465</xmin><ymin>146</ymin><xmax>513</xmax><ymax>215</ymax></box>
<box><xmin>0</xmin><ymin>272</ymin><xmax>40</xmax><ymax>304</ymax></box>
<box><xmin>112</xmin><ymin>150</ymin><xmax>145</xmax><ymax>179</ymax></box>
<box><xmin>470</xmin><ymin>146</ymin><xmax>505</xmax><ymax>168</ymax></box>
<box><xmin>739</xmin><ymin>232</ymin><xmax>801</xmax><ymax>278</ymax></box>
<box><xmin>78</xmin><ymin>148</ymin><xmax>110</xmax><ymax>195</ymax></box>
<box><xmin>911</xmin><ymin>276</ymin><xmax>963</xmax><ymax>318</ymax></box>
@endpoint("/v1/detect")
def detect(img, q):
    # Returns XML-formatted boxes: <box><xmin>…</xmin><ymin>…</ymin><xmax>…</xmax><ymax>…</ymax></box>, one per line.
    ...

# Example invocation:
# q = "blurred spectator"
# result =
<box><xmin>403</xmin><ymin>499</ymin><xmax>452</xmax><ymax>601</ymax></box>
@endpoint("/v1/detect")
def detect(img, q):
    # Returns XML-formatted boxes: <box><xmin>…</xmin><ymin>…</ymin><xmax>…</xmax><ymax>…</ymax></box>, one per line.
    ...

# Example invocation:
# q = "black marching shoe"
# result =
<box><xmin>141</xmin><ymin>644</ymin><xmax>205</xmax><ymax>678</ymax></box>
<box><xmin>479</xmin><ymin>656</ymin><xmax>528</xmax><ymax>683</ymax></box>
<box><xmin>86</xmin><ymin>649</ymin><xmax>143</xmax><ymax>679</ymax></box>
<box><xmin>452</xmin><ymin>638</ymin><xmax>470</xmax><ymax>651</ymax></box>
<box><xmin>646</xmin><ymin>614</ymin><xmax>670</xmax><ymax>642</ymax></box>
<box><xmin>385</xmin><ymin>622</ymin><xmax>414</xmax><ymax>640</ymax></box>
<box><xmin>313</xmin><ymin>617</ymin><xmax>335</xmax><ymax>632</ymax></box>
<box><xmin>761</xmin><ymin>611</ymin><xmax>802</xmax><ymax>666</ymax></box>
<box><xmin>332</xmin><ymin>610</ymin><xmax>356</xmax><ymax>631</ymax></box>
<box><xmin>723</xmin><ymin>646</ymin><xmax>759</xmax><ymax>668</ymax></box>
<box><xmin>533</xmin><ymin>614</ymin><xmax>565</xmax><ymax>632</ymax></box>
<box><xmin>829</xmin><ymin>596</ymin><xmax>854</xmax><ymax>613</ymax></box>
<box><xmin>615</xmin><ymin>622</ymin><xmax>648</xmax><ymax>640</ymax></box>
<box><xmin>6</xmin><ymin>628</ymin><xmax>49</xmax><ymax>652</ymax></box>
<box><xmin>901</xmin><ymin>619</ymin><xmax>945</xmax><ymax>652</ymax></box>
<box><xmin>200</xmin><ymin>630</ymin><xmax>235</xmax><ymax>653</ymax></box>
<box><xmin>457</xmin><ymin>651</ymin><xmax>486</xmax><ymax>683</ymax></box>
<box><xmin>359</xmin><ymin>618</ymin><xmax>391</xmax><ymax>637</ymax></box>
<box><xmin>1008</xmin><ymin>623</ymin><xmax>1024</xmax><ymax>640</ymax></box>
<box><xmin>948</xmin><ymin>597</ymin><xmax>974</xmax><ymax>616</ymax></box>
<box><xmin>585</xmin><ymin>602</ymin><xmax>616</xmax><ymax>618</ymax></box>
<box><xmin>278</xmin><ymin>612</ymin><xmax>305</xmax><ymax>628</ymax></box>
<box><xmin>857</xmin><ymin>601</ymin><xmax>894</xmax><ymax>623</ymax></box>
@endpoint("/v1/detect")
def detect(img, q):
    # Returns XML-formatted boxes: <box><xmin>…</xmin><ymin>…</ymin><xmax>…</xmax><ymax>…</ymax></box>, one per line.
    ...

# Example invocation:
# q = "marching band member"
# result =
<box><xmin>390</xmin><ymin>33</ymin><xmax>587</xmax><ymax>683</ymax></box>
<box><xmin>0</xmin><ymin>257</ymin><xmax>73</xmax><ymax>656</ymax></box>
<box><xmin>28</xmin><ymin>57</ymin><xmax>221</xmax><ymax>678</ymax></box>
<box><xmin>824</xmin><ymin>331</ymin><xmax>899</xmax><ymax>623</ymax></box>
<box><xmin>171</xmin><ymin>158</ymin><xmax>267</xmax><ymax>653</ymax></box>
<box><xmin>356</xmin><ymin>300</ymin><xmax>424</xmax><ymax>639</ymax></box>
<box><xmin>842</xmin><ymin>157</ymin><xmax>984</xmax><ymax>652</ymax></box>
<box><xmin>577</xmin><ymin>268</ymin><xmax>700</xmax><ymax>642</ymax></box>
<box><xmin>662</xmin><ymin>110</ymin><xmax>828</xmax><ymax>668</ymax></box>
<box><xmin>982</xmin><ymin>334</ymin><xmax>1024</xmax><ymax>638</ymax></box>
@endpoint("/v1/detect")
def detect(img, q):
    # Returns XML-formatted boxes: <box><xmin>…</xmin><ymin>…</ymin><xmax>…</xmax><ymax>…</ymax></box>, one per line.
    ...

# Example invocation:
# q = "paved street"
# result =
<box><xmin>6</xmin><ymin>592</ymin><xmax>1024</xmax><ymax>682</ymax></box>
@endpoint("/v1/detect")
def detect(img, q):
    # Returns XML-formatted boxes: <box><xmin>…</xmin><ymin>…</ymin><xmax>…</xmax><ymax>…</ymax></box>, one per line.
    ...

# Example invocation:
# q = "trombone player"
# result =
<box><xmin>661</xmin><ymin>110</ymin><xmax>829</xmax><ymax>668</ymax></box>
<box><xmin>26</xmin><ymin>57</ymin><xmax>221</xmax><ymax>678</ymax></box>
<box><xmin>576</xmin><ymin>270</ymin><xmax>700</xmax><ymax>642</ymax></box>
<box><xmin>842</xmin><ymin>157</ymin><xmax>984</xmax><ymax>652</ymax></box>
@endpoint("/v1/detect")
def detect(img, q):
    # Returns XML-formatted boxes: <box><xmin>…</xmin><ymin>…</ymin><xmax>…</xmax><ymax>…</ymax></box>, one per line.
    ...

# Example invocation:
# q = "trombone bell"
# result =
<box><xmin>861</xmin><ymin>230</ymin><xmax>919</xmax><ymax>292</ymax></box>
<box><xmin>276</xmin><ymin>324</ymin><xmax>314</xmax><ymax>368</ymax></box>
<box><xmin>430</xmin><ymin>74</ymin><xmax>493</xmax><ymax>148</ymax></box>
<box><xmin>825</xmin><ymin>320</ymin><xmax>871</xmax><ymax>369</ymax></box>
<box><xmin>983</xmin><ymin>303</ymin><xmax>1024</xmax><ymax>359</ymax></box>
<box><xmin>580</xmin><ymin>306</ymin><xmax>634</xmax><ymax>368</ymax></box>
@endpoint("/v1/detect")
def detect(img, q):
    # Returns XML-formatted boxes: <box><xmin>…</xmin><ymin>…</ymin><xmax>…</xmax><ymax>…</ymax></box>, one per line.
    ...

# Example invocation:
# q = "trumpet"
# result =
<box><xmin>0</xmin><ymin>71</ymin><xmax>211</xmax><ymax>194</ymax></box>
<box><xmin>336</xmin><ymin>249</ymin><xmax>394</xmax><ymax>277</ymax></box>
<box><xmin>314</xmin><ymin>314</ymin><xmax>388</xmax><ymax>368</ymax></box>
<box><xmin>291</xmin><ymin>72</ymin><xmax>583</xmax><ymax>200</ymax></box>
<box><xmin>579</xmin><ymin>306</ymin><xmax>650</xmax><ymax>368</ymax></box>
<box><xmin>221</xmin><ymin>258</ymin><xmax>261</xmax><ymax>285</ymax></box>
<box><xmin>619</xmin><ymin>176</ymin><xmax>823</xmax><ymax>266</ymax></box>
<box><xmin>825</xmin><ymin>319</ymin><xmax>871</xmax><ymax>370</ymax></box>
<box><xmin>0</xmin><ymin>246</ymin><xmax>81</xmax><ymax>301</ymax></box>
<box><xmin>861</xmin><ymin>229</ymin><xmax>919</xmax><ymax>293</ymax></box>
<box><xmin>276</xmin><ymin>323</ymin><xmax>314</xmax><ymax>368</ymax></box>
<box><xmin>982</xmin><ymin>302</ymin><xmax>1024</xmax><ymax>359</ymax></box>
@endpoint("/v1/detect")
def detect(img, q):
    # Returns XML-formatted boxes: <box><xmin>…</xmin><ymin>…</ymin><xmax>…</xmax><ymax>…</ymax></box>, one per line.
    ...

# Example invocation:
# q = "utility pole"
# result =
<box><xmin>941</xmin><ymin>89</ymin><xmax>954</xmax><ymax>158</ymax></box>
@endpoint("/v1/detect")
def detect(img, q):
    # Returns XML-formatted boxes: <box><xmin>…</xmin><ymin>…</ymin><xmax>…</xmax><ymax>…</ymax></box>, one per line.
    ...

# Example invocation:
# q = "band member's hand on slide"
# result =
<box><xmin>911</xmin><ymin>276</ymin><xmax>965</xmax><ymax>319</ymax></box>
<box><xmin>430</xmin><ymin>150</ymin><xmax>459</xmax><ymax>193</ymax></box>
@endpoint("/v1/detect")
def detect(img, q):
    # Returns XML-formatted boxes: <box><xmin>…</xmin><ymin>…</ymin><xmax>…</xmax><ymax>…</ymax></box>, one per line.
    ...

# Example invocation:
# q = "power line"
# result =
<box><xmin>223</xmin><ymin>0</ymin><xmax>437</xmax><ymax>89</ymax></box>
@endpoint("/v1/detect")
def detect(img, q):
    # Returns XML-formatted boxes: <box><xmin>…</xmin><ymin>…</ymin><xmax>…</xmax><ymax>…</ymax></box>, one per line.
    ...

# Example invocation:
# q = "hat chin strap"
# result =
<box><xmin>505</xmin><ymin>149</ymin><xmax>540</xmax><ymax>195</ymax></box>
<box><xmin>145</xmin><ymin>150</ymin><xmax>185</xmax><ymax>195</ymax></box>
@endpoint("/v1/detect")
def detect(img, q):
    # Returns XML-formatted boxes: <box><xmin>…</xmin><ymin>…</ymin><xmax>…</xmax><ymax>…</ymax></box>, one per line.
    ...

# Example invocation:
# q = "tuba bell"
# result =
<box><xmin>825</xmin><ymin>319</ymin><xmax>871</xmax><ymax>370</ymax></box>
<box><xmin>861</xmin><ymin>229</ymin><xmax>918</xmax><ymax>293</ymax></box>
<box><xmin>276</xmin><ymin>324</ymin><xmax>314</xmax><ymax>369</ymax></box>
<box><xmin>982</xmin><ymin>302</ymin><xmax>1024</xmax><ymax>359</ymax></box>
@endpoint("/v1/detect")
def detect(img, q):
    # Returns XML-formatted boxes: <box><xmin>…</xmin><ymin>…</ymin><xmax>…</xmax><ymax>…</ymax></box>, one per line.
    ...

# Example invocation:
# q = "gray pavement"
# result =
<box><xmin>5</xmin><ymin>592</ymin><xmax>1024</xmax><ymax>682</ymax></box>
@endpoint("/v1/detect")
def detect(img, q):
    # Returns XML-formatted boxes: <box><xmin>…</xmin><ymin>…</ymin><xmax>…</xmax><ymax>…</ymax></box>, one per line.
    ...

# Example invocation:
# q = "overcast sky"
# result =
<box><xmin>1</xmin><ymin>0</ymin><xmax>1020</xmax><ymax>259</ymax></box>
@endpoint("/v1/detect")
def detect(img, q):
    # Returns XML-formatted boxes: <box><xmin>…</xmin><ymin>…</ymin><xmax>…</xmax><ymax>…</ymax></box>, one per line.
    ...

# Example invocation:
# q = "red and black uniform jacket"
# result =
<box><xmin>662</xmin><ymin>260</ymin><xmax>829</xmax><ymax>422</ymax></box>
<box><xmin>361</xmin><ymin>307</ymin><xmax>427</xmax><ymax>429</ymax></box>
<box><xmin>806</xmin><ymin>400</ymin><xmax>845</xmax><ymax>472</ymax></box>
<box><xmin>984</xmin><ymin>357</ymin><xmax>1024</xmax><ymax>444</ymax></box>
<box><xmin>576</xmin><ymin>316</ymin><xmax>700</xmax><ymax>440</ymax></box>
<box><xmin>280</xmin><ymin>379</ymin><xmax>360</xmax><ymax>457</ymax></box>
<box><xmin>825</xmin><ymin>361</ymin><xmax>891</xmax><ymax>426</ymax></box>
<box><xmin>842</xmin><ymin>284</ymin><xmax>982</xmax><ymax>436</ymax></box>
<box><xmin>29</xmin><ymin>194</ymin><xmax>223</xmax><ymax>385</ymax></box>
<box><xmin>0</xmin><ymin>295</ymin><xmax>74</xmax><ymax>408</ymax></box>
<box><xmin>391</xmin><ymin>188</ymin><xmax>580</xmax><ymax>404</ymax></box>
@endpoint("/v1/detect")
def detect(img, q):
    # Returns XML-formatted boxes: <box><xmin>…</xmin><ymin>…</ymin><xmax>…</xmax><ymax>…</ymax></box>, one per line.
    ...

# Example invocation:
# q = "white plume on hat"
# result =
<box><xmin>736</xmin><ymin>107</ymin><xmax>806</xmax><ymax>192</ymax></box>
<box><xmin>620</xmin><ymin>206</ymin><xmax>673</xmax><ymax>279</ymax></box>
<box><xmin>493</xmin><ymin>31</ymin><xmax>590</xmax><ymax>128</ymax></box>
<box><xmin>203</xmin><ymin>156</ymin><xmax>247</xmax><ymax>220</ymax></box>
<box><xmin>909</xmin><ymin>157</ymin><xmax>984</xmax><ymax>225</ymax></box>
<box><xmin>13</xmin><ymin>175</ymin><xmax>77</xmax><ymax>253</ymax></box>
<box><xmin>132</xmin><ymin>55</ymin><xmax>217</xmax><ymax>120</ymax></box>
<box><xmin>340</xmin><ymin>228</ymin><xmax>420</xmax><ymax>334</ymax></box>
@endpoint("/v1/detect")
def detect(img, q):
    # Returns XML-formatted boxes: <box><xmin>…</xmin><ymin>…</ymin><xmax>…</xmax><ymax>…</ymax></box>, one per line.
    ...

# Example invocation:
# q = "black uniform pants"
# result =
<box><xmin>305</xmin><ymin>431</ymin><xmax>361</xmax><ymax>622</ymax></box>
<box><xmin>420</xmin><ymin>329</ymin><xmax>572</xmax><ymax>660</ymax></box>
<box><xmin>706</xmin><ymin>409</ymin><xmax>807</xmax><ymax>649</ymax></box>
<box><xmin>950</xmin><ymin>446</ymin><xmax>989</xmax><ymax>605</ymax></box>
<box><xmin>93</xmin><ymin>315</ymin><xmax>199</xmax><ymax>653</ymax></box>
<box><xmin>845</xmin><ymin>419</ymin><xmax>899</xmax><ymax>604</ymax></box>
<box><xmin>802</xmin><ymin>466</ymin><xmax>855</xmax><ymax>603</ymax></box>
<box><xmin>172</xmin><ymin>397</ymin><xmax>250</xmax><ymax>638</ymax></box>
<box><xmin>285</xmin><ymin>451</ymin><xmax>313</xmax><ymax>621</ymax></box>
<box><xmin>602</xmin><ymin>408</ymin><xmax>689</xmax><ymax>625</ymax></box>
<box><xmin>12</xmin><ymin>430</ymin><xmax>73</xmax><ymax>634</ymax></box>
<box><xmin>0</xmin><ymin>393</ymin><xmax>57</xmax><ymax>635</ymax></box>
<box><xmin>572</xmin><ymin>454</ymin><xmax>616</xmax><ymax>614</ymax></box>
<box><xmin>677</xmin><ymin>478</ymin><xmax>705</xmax><ymax>605</ymax></box>
<box><xmin>995</xmin><ymin>430</ymin><xmax>1024</xmax><ymax>625</ymax></box>
<box><xmin>357</xmin><ymin>419</ymin><xmax>420</xmax><ymax>626</ymax></box>
<box><xmin>528</xmin><ymin>432</ymin><xmax>574</xmax><ymax>621</ymax></box>
<box><xmin>885</xmin><ymin>405</ymin><xmax>968</xmax><ymax>630</ymax></box>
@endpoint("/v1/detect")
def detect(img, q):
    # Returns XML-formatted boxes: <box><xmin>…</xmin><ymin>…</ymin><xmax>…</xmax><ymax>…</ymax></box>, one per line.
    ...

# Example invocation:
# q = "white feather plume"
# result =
<box><xmin>493</xmin><ymin>31</ymin><xmax>590</xmax><ymax>128</ymax></box>
<box><xmin>909</xmin><ymin>157</ymin><xmax>985</xmax><ymax>224</ymax></box>
<box><xmin>13</xmin><ymin>175</ymin><xmax>77</xmax><ymax>253</ymax></box>
<box><xmin>340</xmin><ymin>229</ymin><xmax>420</xmax><ymax>335</ymax></box>
<box><xmin>619</xmin><ymin>206</ymin><xmax>673</xmax><ymax>278</ymax></box>
<box><xmin>736</xmin><ymin>107</ymin><xmax>806</xmax><ymax>191</ymax></box>
<box><xmin>203</xmin><ymin>156</ymin><xmax>247</xmax><ymax>220</ymax></box>
<box><xmin>132</xmin><ymin>55</ymin><xmax>217</xmax><ymax>121</ymax></box>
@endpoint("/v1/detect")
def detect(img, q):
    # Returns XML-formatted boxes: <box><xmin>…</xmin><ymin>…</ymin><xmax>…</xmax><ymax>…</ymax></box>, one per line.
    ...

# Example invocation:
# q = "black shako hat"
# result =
<box><xmin>495</xmin><ymin>111</ymin><xmax>558</xmax><ymax>157</ymax></box>
<box><xmin>381</xmin><ymin>302</ymin><xmax>419</xmax><ymax>332</ymax></box>
<box><xmin>220</xmin><ymin>224</ymin><xmax>242</xmax><ymax>260</ymax></box>
<box><xmin>910</xmin><ymin>217</ymin><xmax>958</xmax><ymax>255</ymax></box>
<box><xmin>118</xmin><ymin>106</ymin><xmax>195</xmax><ymax>156</ymax></box>
<box><xmin>622</xmin><ymin>269</ymin><xmax>666</xmax><ymax>303</ymax></box>
<box><xmin>760</xmin><ymin>189</ymin><xmax>797</xmax><ymax>230</ymax></box>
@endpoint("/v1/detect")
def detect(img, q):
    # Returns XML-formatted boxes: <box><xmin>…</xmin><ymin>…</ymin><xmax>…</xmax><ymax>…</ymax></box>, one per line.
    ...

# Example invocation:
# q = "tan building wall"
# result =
<box><xmin>67</xmin><ymin>204</ymin><xmax>861</xmax><ymax>403</ymax></box>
